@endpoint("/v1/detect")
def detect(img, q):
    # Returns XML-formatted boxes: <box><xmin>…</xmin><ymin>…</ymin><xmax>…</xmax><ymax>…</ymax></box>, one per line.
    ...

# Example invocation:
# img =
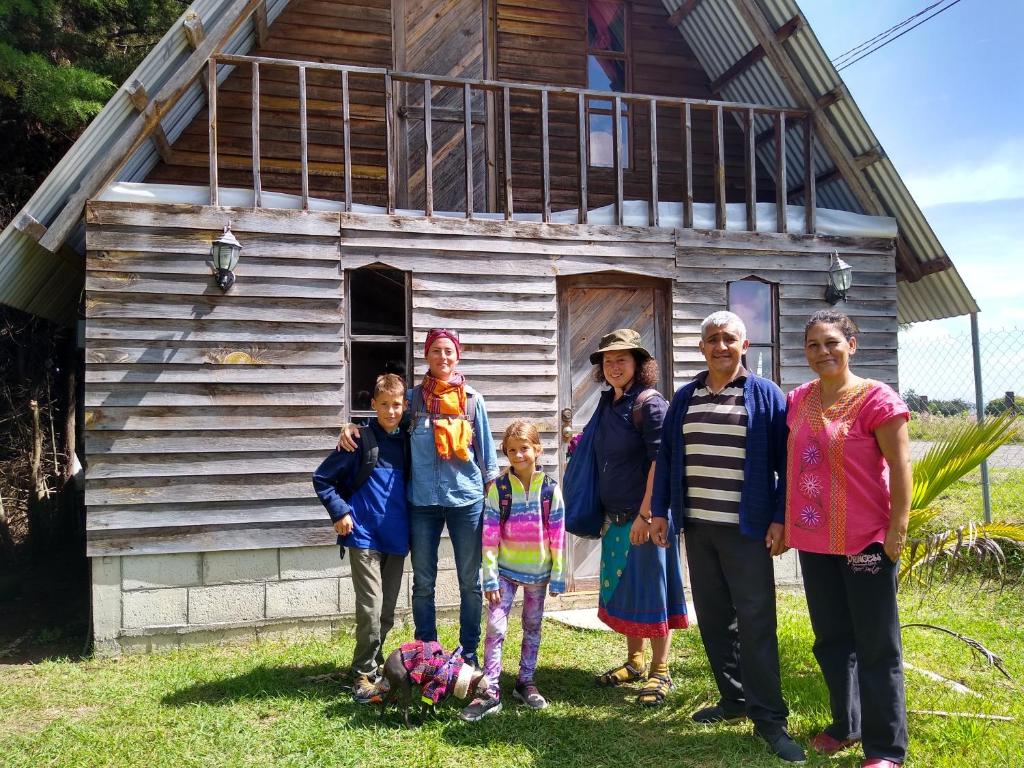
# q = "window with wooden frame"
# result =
<box><xmin>586</xmin><ymin>0</ymin><xmax>630</xmax><ymax>168</ymax></box>
<box><xmin>728</xmin><ymin>276</ymin><xmax>779</xmax><ymax>383</ymax></box>
<box><xmin>345</xmin><ymin>266</ymin><xmax>411</xmax><ymax>417</ymax></box>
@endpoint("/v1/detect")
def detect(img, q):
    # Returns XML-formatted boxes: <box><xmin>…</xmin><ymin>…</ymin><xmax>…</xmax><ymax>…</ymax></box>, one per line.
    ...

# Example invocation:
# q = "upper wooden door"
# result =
<box><xmin>396</xmin><ymin>0</ymin><xmax>490</xmax><ymax>212</ymax></box>
<box><xmin>557</xmin><ymin>274</ymin><xmax>671</xmax><ymax>590</ymax></box>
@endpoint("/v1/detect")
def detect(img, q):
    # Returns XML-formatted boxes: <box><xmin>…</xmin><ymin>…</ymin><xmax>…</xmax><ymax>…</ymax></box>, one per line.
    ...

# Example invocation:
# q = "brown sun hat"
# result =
<box><xmin>589</xmin><ymin>328</ymin><xmax>653</xmax><ymax>365</ymax></box>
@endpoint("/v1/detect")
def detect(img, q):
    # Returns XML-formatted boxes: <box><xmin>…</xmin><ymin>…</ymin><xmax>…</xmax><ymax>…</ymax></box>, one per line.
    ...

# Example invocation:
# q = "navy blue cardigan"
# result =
<box><xmin>651</xmin><ymin>372</ymin><xmax>788</xmax><ymax>540</ymax></box>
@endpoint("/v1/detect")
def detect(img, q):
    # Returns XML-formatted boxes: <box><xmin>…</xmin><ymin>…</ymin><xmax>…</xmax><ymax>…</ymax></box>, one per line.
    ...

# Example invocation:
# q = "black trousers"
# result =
<box><xmin>799</xmin><ymin>545</ymin><xmax>908</xmax><ymax>762</ymax></box>
<box><xmin>684</xmin><ymin>520</ymin><xmax>788</xmax><ymax>732</ymax></box>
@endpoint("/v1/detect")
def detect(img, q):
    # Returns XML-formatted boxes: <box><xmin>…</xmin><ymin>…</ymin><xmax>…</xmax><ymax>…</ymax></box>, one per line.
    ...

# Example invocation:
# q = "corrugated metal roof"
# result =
<box><xmin>0</xmin><ymin>0</ymin><xmax>290</xmax><ymax>325</ymax></box>
<box><xmin>663</xmin><ymin>0</ymin><xmax>978</xmax><ymax>323</ymax></box>
<box><xmin>1</xmin><ymin>0</ymin><xmax>976</xmax><ymax>325</ymax></box>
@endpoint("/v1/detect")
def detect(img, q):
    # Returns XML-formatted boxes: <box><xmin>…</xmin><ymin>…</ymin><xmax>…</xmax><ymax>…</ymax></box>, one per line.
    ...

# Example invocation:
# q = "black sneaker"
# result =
<box><xmin>692</xmin><ymin>704</ymin><xmax>746</xmax><ymax>724</ymax></box>
<box><xmin>757</xmin><ymin>728</ymin><xmax>807</xmax><ymax>764</ymax></box>
<box><xmin>459</xmin><ymin>696</ymin><xmax>502</xmax><ymax>722</ymax></box>
<box><xmin>513</xmin><ymin>681</ymin><xmax>548</xmax><ymax>710</ymax></box>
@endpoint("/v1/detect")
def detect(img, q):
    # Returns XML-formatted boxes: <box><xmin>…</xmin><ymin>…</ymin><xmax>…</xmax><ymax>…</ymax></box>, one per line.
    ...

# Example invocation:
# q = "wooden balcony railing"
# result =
<box><xmin>208</xmin><ymin>53</ymin><xmax>816</xmax><ymax>233</ymax></box>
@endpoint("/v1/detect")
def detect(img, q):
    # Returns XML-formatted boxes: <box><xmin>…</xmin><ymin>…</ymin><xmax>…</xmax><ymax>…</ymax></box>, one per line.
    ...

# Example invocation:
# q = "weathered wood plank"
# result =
<box><xmin>411</xmin><ymin>273</ymin><xmax>553</xmax><ymax>294</ymax></box>
<box><xmin>298</xmin><ymin>65</ymin><xmax>310</xmax><ymax>209</ymax></box>
<box><xmin>86</xmin><ymin>202</ymin><xmax>343</xmax><ymax>238</ymax></box>
<box><xmin>423</xmin><ymin>79</ymin><xmax>434</xmax><ymax>216</ymax></box>
<box><xmin>208</xmin><ymin>59</ymin><xmax>219</xmax><ymax>205</ymax></box>
<box><xmin>85</xmin><ymin>341</ymin><xmax>342</xmax><ymax>366</ymax></box>
<box><xmin>86</xmin><ymin>524</ymin><xmax>337</xmax><ymax>557</ymax></box>
<box><xmin>649</xmin><ymin>100</ymin><xmax>659</xmax><ymax>227</ymax></box>
<box><xmin>744</xmin><ymin>108</ymin><xmax>756</xmax><ymax>231</ymax></box>
<box><xmin>576</xmin><ymin>91</ymin><xmax>587</xmax><ymax>224</ymax></box>
<box><xmin>613</xmin><ymin>95</ymin><xmax>623</xmax><ymax>226</ymax></box>
<box><xmin>341</xmin><ymin>233</ymin><xmax>675</xmax><ymax>258</ymax></box>
<box><xmin>464</xmin><ymin>82</ymin><xmax>474</xmax><ymax>217</ymax></box>
<box><xmin>675</xmin><ymin>229</ymin><xmax>895</xmax><ymax>256</ymax></box>
<box><xmin>88</xmin><ymin>452</ymin><xmax>324</xmax><ymax>480</ymax></box>
<box><xmin>84</xmin><ymin>384</ymin><xmax>343</xmax><ymax>407</ymax></box>
<box><xmin>84</xmin><ymin>405</ymin><xmax>345</xmax><ymax>431</ymax></box>
<box><xmin>341</xmin><ymin>70</ymin><xmax>353</xmax><ymax>212</ymax></box>
<box><xmin>86</xmin><ymin>295</ymin><xmax>341</xmax><ymax>324</ymax></box>
<box><xmin>712</xmin><ymin>105</ymin><xmax>726</xmax><ymax>229</ymax></box>
<box><xmin>84</xmin><ymin>365</ymin><xmax>343</xmax><ymax>385</ymax></box>
<box><xmin>412</xmin><ymin>292</ymin><xmax>556</xmax><ymax>312</ymax></box>
<box><xmin>85</xmin><ymin>474</ymin><xmax>315</xmax><ymax>506</ymax></box>
<box><xmin>503</xmin><ymin>86</ymin><xmax>514</xmax><ymax>219</ymax></box>
<box><xmin>87</xmin><ymin>499</ymin><xmax>325</xmax><ymax>531</ymax></box>
<box><xmin>86</xmin><ymin>273</ymin><xmax>340</xmax><ymax>300</ymax></box>
<box><xmin>682</xmin><ymin>103</ymin><xmax>693</xmax><ymax>228</ymax></box>
<box><xmin>88</xmin><ymin>252</ymin><xmax>340</xmax><ymax>279</ymax></box>
<box><xmin>774</xmin><ymin>111</ymin><xmax>787</xmax><ymax>233</ymax></box>
<box><xmin>803</xmin><ymin>118</ymin><xmax>816</xmax><ymax>234</ymax></box>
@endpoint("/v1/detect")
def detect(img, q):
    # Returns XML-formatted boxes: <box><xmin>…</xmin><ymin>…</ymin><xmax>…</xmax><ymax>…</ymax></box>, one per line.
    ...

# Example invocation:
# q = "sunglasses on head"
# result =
<box><xmin>427</xmin><ymin>327</ymin><xmax>460</xmax><ymax>341</ymax></box>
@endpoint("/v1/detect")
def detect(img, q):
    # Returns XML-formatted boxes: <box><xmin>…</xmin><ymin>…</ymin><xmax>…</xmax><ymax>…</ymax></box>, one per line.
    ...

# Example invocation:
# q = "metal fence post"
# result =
<box><xmin>971</xmin><ymin>312</ymin><xmax>993</xmax><ymax>523</ymax></box>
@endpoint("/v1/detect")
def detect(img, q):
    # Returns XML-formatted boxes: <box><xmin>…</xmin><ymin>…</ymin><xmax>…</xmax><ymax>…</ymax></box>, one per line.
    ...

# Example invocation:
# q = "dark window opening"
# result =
<box><xmin>346</xmin><ymin>266</ymin><xmax>410</xmax><ymax>415</ymax></box>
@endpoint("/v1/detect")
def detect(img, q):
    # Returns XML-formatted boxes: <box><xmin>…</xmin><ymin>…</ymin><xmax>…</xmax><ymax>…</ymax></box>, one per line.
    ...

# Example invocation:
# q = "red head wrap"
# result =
<box><xmin>424</xmin><ymin>328</ymin><xmax>461</xmax><ymax>359</ymax></box>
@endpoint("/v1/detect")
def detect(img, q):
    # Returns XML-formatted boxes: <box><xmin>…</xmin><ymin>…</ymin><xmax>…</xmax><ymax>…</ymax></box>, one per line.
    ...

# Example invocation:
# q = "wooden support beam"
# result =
<box><xmin>298</xmin><ymin>66</ymin><xmax>309</xmax><ymax>210</ymax></box>
<box><xmin>540</xmin><ymin>89</ymin><xmax>550</xmax><ymax>223</ymax></box>
<box><xmin>709</xmin><ymin>45</ymin><xmax>766</xmax><ymax>94</ymax></box>
<box><xmin>712</xmin><ymin>105</ymin><xmax>726</xmax><ymax>230</ymax></box>
<box><xmin>464</xmin><ymin>82</ymin><xmax>474</xmax><ymax>218</ymax></box>
<box><xmin>667</xmin><ymin>0</ymin><xmax>701</xmax><ymax>28</ymax></box>
<box><xmin>14</xmin><ymin>213</ymin><xmax>47</xmax><ymax>242</ymax></box>
<box><xmin>774</xmin><ymin>112</ymin><xmax>787</xmax><ymax>233</ymax></box>
<box><xmin>251</xmin><ymin>62</ymin><xmax>262</xmax><ymax>207</ymax></box>
<box><xmin>37</xmin><ymin>0</ymin><xmax>265</xmax><ymax>254</ymax></box>
<box><xmin>710</xmin><ymin>16</ymin><xmax>801</xmax><ymax>95</ymax></box>
<box><xmin>787</xmin><ymin>167</ymin><xmax>840</xmax><ymax>199</ymax></box>
<box><xmin>734</xmin><ymin>0</ymin><xmax>885</xmax><ymax>219</ymax></box>
<box><xmin>576</xmin><ymin>92</ymin><xmax>587</xmax><ymax>224</ymax></box>
<box><xmin>681</xmin><ymin>103</ymin><xmax>693</xmax><ymax>228</ymax></box>
<box><xmin>183</xmin><ymin>12</ymin><xmax>205</xmax><ymax>49</ymax></box>
<box><xmin>744</xmin><ymin>108</ymin><xmax>756</xmax><ymax>231</ymax></box>
<box><xmin>854</xmin><ymin>146</ymin><xmax>886</xmax><ymax>170</ymax></box>
<box><xmin>342</xmin><ymin>71</ymin><xmax>352</xmax><ymax>212</ymax></box>
<box><xmin>895</xmin><ymin>237</ymin><xmax>923</xmax><ymax>282</ymax></box>
<box><xmin>207</xmin><ymin>59</ymin><xmax>219</xmax><ymax>206</ymax></box>
<box><xmin>504</xmin><ymin>87</ymin><xmax>514</xmax><ymax>220</ymax></box>
<box><xmin>423</xmin><ymin>80</ymin><xmax>434</xmax><ymax>217</ymax></box>
<box><xmin>384</xmin><ymin>73</ymin><xmax>396</xmax><ymax>215</ymax></box>
<box><xmin>613</xmin><ymin>95</ymin><xmax>623</xmax><ymax>226</ymax></box>
<box><xmin>649</xmin><ymin>100</ymin><xmax>659</xmax><ymax>227</ymax></box>
<box><xmin>253</xmin><ymin>1</ymin><xmax>270</xmax><ymax>49</ymax></box>
<box><xmin>816</xmin><ymin>85</ymin><xmax>844</xmax><ymax>111</ymax></box>
<box><xmin>916</xmin><ymin>255</ymin><xmax>955</xmax><ymax>277</ymax></box>
<box><xmin>126</xmin><ymin>79</ymin><xmax>173</xmax><ymax>163</ymax></box>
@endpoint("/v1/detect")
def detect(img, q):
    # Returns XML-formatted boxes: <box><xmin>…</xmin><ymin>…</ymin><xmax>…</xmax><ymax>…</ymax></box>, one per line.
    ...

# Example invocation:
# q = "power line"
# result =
<box><xmin>831</xmin><ymin>0</ymin><xmax>968</xmax><ymax>72</ymax></box>
<box><xmin>831</xmin><ymin>0</ymin><xmax>945</xmax><ymax>67</ymax></box>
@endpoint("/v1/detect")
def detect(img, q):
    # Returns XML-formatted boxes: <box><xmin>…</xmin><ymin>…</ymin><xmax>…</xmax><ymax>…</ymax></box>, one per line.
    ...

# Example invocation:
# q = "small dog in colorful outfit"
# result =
<box><xmin>379</xmin><ymin>640</ymin><xmax>488</xmax><ymax>727</ymax></box>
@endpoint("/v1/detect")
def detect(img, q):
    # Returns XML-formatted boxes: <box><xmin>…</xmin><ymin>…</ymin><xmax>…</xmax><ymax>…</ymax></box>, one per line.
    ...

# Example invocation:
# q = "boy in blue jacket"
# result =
<box><xmin>313</xmin><ymin>373</ymin><xmax>410</xmax><ymax>703</ymax></box>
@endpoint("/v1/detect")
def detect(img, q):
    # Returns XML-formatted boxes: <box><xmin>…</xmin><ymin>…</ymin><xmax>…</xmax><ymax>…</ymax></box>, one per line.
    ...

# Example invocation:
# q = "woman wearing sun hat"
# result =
<box><xmin>585</xmin><ymin>329</ymin><xmax>688</xmax><ymax>707</ymax></box>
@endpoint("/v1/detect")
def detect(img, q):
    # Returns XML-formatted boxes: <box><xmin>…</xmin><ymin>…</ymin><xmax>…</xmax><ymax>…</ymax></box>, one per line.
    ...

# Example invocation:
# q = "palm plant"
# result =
<box><xmin>901</xmin><ymin>412</ymin><xmax>1024</xmax><ymax>583</ymax></box>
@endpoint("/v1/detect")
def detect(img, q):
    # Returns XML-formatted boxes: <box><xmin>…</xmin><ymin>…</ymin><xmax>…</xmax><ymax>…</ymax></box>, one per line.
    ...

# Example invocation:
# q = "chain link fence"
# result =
<box><xmin>898</xmin><ymin>324</ymin><xmax>1024</xmax><ymax>525</ymax></box>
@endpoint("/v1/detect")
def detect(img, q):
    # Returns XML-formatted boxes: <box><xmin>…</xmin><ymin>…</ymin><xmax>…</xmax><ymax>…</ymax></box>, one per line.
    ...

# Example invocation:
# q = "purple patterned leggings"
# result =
<box><xmin>482</xmin><ymin>575</ymin><xmax>547</xmax><ymax>698</ymax></box>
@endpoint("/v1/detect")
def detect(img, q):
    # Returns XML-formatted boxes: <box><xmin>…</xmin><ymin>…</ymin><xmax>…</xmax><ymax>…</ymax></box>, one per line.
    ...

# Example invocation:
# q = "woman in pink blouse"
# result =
<box><xmin>785</xmin><ymin>310</ymin><xmax>911</xmax><ymax>768</ymax></box>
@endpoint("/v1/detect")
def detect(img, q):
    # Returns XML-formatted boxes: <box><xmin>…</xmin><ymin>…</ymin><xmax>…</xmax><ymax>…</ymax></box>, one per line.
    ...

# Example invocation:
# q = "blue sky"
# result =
<box><xmin>801</xmin><ymin>0</ymin><xmax>1024</xmax><ymax>339</ymax></box>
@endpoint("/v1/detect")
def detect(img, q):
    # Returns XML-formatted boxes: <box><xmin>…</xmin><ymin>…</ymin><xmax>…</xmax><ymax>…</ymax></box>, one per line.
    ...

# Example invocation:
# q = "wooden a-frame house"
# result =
<box><xmin>0</xmin><ymin>0</ymin><xmax>977</xmax><ymax>653</ymax></box>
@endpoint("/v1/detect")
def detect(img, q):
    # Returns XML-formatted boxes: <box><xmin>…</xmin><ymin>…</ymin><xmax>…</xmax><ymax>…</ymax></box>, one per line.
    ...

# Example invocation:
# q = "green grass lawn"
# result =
<box><xmin>927</xmin><ymin>467</ymin><xmax>1024</xmax><ymax>528</ymax></box>
<box><xmin>1</xmin><ymin>585</ymin><xmax>1022</xmax><ymax>768</ymax></box>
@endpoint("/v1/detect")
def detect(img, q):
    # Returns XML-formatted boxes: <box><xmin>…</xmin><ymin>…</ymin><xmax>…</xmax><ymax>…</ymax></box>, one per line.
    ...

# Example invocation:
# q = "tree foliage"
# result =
<box><xmin>0</xmin><ymin>0</ymin><xmax>188</xmax><ymax>225</ymax></box>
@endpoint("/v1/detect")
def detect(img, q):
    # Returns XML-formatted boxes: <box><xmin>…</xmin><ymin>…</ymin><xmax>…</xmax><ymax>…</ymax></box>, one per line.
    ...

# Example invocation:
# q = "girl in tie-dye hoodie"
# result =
<box><xmin>459</xmin><ymin>419</ymin><xmax>566</xmax><ymax>721</ymax></box>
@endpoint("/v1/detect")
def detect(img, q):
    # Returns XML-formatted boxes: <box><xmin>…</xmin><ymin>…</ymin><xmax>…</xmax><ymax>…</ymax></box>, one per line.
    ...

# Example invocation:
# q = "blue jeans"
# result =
<box><xmin>409</xmin><ymin>501</ymin><xmax>483</xmax><ymax>663</ymax></box>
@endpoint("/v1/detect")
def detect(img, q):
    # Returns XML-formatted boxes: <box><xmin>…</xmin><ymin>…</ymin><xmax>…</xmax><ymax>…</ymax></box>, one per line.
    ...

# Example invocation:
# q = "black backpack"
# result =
<box><xmin>495</xmin><ymin>472</ymin><xmax>557</xmax><ymax>529</ymax></box>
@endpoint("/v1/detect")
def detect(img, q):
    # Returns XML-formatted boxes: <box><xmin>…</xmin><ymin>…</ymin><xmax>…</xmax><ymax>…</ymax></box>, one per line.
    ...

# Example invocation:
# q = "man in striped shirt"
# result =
<box><xmin>651</xmin><ymin>311</ymin><xmax>802</xmax><ymax>764</ymax></box>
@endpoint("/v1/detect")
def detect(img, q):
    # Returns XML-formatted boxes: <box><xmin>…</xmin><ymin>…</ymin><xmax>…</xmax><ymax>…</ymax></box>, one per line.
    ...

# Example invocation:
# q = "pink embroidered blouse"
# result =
<box><xmin>784</xmin><ymin>379</ymin><xmax>909</xmax><ymax>556</ymax></box>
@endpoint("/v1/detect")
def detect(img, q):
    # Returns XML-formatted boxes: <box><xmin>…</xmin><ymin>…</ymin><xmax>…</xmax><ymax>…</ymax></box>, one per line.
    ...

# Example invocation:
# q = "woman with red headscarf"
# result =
<box><xmin>340</xmin><ymin>328</ymin><xmax>499</xmax><ymax>667</ymax></box>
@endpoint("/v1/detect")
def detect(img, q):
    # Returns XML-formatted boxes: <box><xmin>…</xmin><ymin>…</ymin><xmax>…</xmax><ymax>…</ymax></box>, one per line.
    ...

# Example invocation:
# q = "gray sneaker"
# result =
<box><xmin>459</xmin><ymin>695</ymin><xmax>502</xmax><ymax>722</ymax></box>
<box><xmin>513</xmin><ymin>681</ymin><xmax>548</xmax><ymax>709</ymax></box>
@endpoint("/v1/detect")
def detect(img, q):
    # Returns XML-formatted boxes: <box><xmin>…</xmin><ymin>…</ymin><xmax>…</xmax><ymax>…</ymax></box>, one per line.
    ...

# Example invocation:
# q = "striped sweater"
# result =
<box><xmin>481</xmin><ymin>469</ymin><xmax>566</xmax><ymax>594</ymax></box>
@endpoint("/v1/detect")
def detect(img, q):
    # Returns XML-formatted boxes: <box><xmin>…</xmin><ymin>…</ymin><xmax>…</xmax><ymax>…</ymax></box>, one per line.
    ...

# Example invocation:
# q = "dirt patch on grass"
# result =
<box><xmin>0</xmin><ymin>704</ymin><xmax>101</xmax><ymax>737</ymax></box>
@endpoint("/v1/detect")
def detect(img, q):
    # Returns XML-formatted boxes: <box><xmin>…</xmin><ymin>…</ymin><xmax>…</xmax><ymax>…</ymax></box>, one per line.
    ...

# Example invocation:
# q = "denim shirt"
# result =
<box><xmin>407</xmin><ymin>384</ymin><xmax>500</xmax><ymax>508</ymax></box>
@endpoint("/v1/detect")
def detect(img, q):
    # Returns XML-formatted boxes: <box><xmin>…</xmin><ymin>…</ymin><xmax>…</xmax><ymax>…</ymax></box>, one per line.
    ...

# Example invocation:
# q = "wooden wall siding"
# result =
<box><xmin>83</xmin><ymin>202</ymin><xmax>345</xmax><ymax>556</ymax></box>
<box><xmin>495</xmin><ymin>0</ymin><xmax>765</xmax><ymax>213</ymax></box>
<box><xmin>671</xmin><ymin>230</ymin><xmax>899</xmax><ymax>389</ymax></box>
<box><xmin>400</xmin><ymin>0</ymin><xmax>488</xmax><ymax>212</ymax></box>
<box><xmin>147</xmin><ymin>0</ymin><xmax>394</xmax><ymax>205</ymax></box>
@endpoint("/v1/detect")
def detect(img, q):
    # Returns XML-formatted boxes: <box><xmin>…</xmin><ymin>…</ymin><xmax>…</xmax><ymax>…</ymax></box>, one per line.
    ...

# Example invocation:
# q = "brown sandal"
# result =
<box><xmin>637</xmin><ymin>673</ymin><xmax>674</xmax><ymax>706</ymax></box>
<box><xmin>595</xmin><ymin>662</ymin><xmax>646</xmax><ymax>687</ymax></box>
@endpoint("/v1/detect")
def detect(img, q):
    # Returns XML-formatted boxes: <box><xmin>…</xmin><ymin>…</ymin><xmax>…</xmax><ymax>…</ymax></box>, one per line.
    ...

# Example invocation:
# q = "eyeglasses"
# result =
<box><xmin>427</xmin><ymin>327</ymin><xmax>460</xmax><ymax>341</ymax></box>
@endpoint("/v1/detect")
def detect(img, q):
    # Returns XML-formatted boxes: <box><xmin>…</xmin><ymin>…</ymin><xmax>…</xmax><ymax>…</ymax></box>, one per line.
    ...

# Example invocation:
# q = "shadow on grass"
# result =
<box><xmin>162</xmin><ymin>663</ymin><xmax>348</xmax><ymax>706</ymax></box>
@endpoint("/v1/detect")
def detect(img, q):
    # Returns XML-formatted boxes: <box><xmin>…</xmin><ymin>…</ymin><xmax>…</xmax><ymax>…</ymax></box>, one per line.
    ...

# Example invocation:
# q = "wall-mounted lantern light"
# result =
<box><xmin>825</xmin><ymin>251</ymin><xmax>853</xmax><ymax>305</ymax></box>
<box><xmin>210</xmin><ymin>222</ymin><xmax>242</xmax><ymax>292</ymax></box>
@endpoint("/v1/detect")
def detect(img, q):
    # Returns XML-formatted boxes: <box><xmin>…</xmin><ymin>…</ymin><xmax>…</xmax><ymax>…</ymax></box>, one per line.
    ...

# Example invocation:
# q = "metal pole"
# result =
<box><xmin>970</xmin><ymin>312</ymin><xmax>992</xmax><ymax>523</ymax></box>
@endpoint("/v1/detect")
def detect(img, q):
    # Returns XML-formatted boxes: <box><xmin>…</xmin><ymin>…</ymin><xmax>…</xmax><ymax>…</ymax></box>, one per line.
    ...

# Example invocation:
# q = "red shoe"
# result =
<box><xmin>809</xmin><ymin>732</ymin><xmax>859</xmax><ymax>755</ymax></box>
<box><xmin>861</xmin><ymin>760</ymin><xmax>902</xmax><ymax>768</ymax></box>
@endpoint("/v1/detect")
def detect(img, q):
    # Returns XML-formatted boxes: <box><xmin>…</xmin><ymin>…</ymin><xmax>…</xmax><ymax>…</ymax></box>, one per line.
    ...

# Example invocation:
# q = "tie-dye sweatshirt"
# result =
<box><xmin>482</xmin><ymin>469</ymin><xmax>566</xmax><ymax>594</ymax></box>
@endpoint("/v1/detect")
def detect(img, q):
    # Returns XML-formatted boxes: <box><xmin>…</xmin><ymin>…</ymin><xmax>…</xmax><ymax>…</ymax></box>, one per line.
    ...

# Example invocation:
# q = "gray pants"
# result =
<box><xmin>348</xmin><ymin>547</ymin><xmax>406</xmax><ymax>677</ymax></box>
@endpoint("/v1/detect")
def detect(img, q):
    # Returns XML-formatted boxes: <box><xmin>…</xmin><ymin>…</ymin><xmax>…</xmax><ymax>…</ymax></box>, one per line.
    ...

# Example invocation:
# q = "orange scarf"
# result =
<box><xmin>421</xmin><ymin>373</ymin><xmax>473</xmax><ymax>461</ymax></box>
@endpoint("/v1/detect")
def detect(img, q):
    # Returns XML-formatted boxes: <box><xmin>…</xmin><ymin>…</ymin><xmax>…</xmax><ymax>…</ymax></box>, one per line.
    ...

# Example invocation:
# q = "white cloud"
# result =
<box><xmin>905</xmin><ymin>141</ymin><xmax>1024</xmax><ymax>208</ymax></box>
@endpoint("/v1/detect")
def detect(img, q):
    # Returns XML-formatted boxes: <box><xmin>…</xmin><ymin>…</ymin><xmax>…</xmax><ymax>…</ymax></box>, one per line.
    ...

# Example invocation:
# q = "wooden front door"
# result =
<box><xmin>557</xmin><ymin>274</ymin><xmax>671</xmax><ymax>591</ymax></box>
